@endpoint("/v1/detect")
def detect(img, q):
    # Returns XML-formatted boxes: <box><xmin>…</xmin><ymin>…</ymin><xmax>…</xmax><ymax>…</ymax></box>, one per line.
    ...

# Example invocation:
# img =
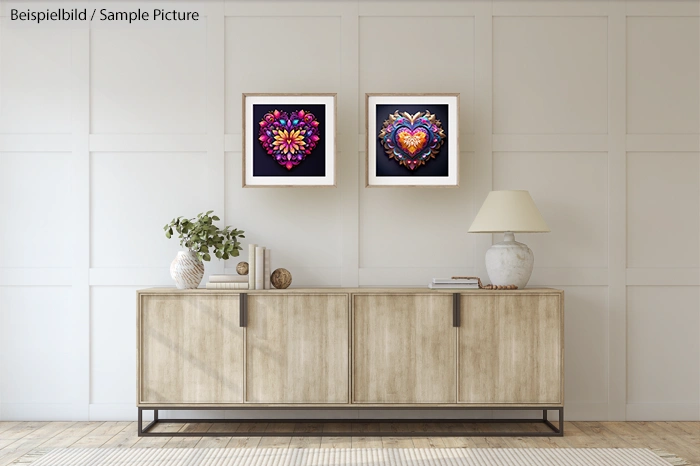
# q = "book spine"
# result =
<box><xmin>248</xmin><ymin>244</ymin><xmax>256</xmax><ymax>290</ymax></box>
<box><xmin>255</xmin><ymin>246</ymin><xmax>265</xmax><ymax>290</ymax></box>
<box><xmin>264</xmin><ymin>249</ymin><xmax>271</xmax><ymax>290</ymax></box>
<box><xmin>209</xmin><ymin>277</ymin><xmax>248</xmax><ymax>283</ymax></box>
<box><xmin>206</xmin><ymin>283</ymin><xmax>249</xmax><ymax>289</ymax></box>
<box><xmin>432</xmin><ymin>279</ymin><xmax>479</xmax><ymax>284</ymax></box>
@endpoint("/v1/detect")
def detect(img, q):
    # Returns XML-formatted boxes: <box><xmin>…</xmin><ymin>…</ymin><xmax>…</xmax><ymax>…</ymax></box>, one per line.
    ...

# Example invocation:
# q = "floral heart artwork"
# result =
<box><xmin>378</xmin><ymin>110</ymin><xmax>446</xmax><ymax>171</ymax></box>
<box><xmin>258</xmin><ymin>109</ymin><xmax>321</xmax><ymax>170</ymax></box>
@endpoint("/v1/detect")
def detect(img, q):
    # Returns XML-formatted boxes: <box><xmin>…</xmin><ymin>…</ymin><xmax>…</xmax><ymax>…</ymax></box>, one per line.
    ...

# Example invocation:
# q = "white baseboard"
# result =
<box><xmin>626</xmin><ymin>403</ymin><xmax>700</xmax><ymax>421</ymax></box>
<box><xmin>565</xmin><ymin>402</ymin><xmax>609</xmax><ymax>421</ymax></box>
<box><xmin>1</xmin><ymin>403</ymin><xmax>87</xmax><ymax>421</ymax></box>
<box><xmin>89</xmin><ymin>403</ymin><xmax>143</xmax><ymax>421</ymax></box>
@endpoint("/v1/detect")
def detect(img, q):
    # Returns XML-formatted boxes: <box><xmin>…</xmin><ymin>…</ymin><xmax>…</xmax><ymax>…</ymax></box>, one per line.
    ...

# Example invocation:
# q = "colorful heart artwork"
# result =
<box><xmin>258</xmin><ymin>109</ymin><xmax>321</xmax><ymax>170</ymax></box>
<box><xmin>378</xmin><ymin>110</ymin><xmax>446</xmax><ymax>171</ymax></box>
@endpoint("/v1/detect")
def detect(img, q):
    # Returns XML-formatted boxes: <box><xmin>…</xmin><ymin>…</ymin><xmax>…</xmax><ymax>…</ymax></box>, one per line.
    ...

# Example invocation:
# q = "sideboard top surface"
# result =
<box><xmin>137</xmin><ymin>287</ymin><xmax>563</xmax><ymax>295</ymax></box>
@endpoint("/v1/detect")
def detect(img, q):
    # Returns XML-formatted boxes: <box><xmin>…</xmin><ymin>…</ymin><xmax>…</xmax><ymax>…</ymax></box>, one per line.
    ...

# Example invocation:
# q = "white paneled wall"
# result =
<box><xmin>0</xmin><ymin>0</ymin><xmax>698</xmax><ymax>422</ymax></box>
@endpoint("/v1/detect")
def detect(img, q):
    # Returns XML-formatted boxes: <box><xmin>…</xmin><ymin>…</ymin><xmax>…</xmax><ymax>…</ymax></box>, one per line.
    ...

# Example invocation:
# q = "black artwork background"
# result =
<box><xmin>374</xmin><ymin>103</ymin><xmax>450</xmax><ymax>177</ymax></box>
<box><xmin>252</xmin><ymin>103</ymin><xmax>327</xmax><ymax>177</ymax></box>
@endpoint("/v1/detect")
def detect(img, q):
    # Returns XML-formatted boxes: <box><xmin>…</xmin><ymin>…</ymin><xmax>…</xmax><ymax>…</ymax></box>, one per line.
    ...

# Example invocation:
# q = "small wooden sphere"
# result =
<box><xmin>236</xmin><ymin>261</ymin><xmax>249</xmax><ymax>275</ymax></box>
<box><xmin>270</xmin><ymin>268</ymin><xmax>292</xmax><ymax>289</ymax></box>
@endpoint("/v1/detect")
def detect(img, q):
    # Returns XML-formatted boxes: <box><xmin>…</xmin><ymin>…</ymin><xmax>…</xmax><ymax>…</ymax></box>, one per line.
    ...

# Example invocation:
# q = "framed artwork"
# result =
<box><xmin>366</xmin><ymin>93</ymin><xmax>459</xmax><ymax>187</ymax></box>
<box><xmin>243</xmin><ymin>93</ymin><xmax>336</xmax><ymax>187</ymax></box>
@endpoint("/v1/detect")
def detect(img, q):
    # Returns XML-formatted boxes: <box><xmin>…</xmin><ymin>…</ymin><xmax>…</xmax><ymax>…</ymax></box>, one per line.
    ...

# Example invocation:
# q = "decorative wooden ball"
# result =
<box><xmin>236</xmin><ymin>261</ymin><xmax>249</xmax><ymax>275</ymax></box>
<box><xmin>270</xmin><ymin>268</ymin><xmax>292</xmax><ymax>289</ymax></box>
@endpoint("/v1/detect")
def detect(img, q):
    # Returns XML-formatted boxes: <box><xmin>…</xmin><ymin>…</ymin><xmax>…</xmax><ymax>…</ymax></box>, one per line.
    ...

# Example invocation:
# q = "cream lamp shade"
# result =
<box><xmin>468</xmin><ymin>190</ymin><xmax>550</xmax><ymax>233</ymax></box>
<box><xmin>469</xmin><ymin>190</ymin><xmax>549</xmax><ymax>289</ymax></box>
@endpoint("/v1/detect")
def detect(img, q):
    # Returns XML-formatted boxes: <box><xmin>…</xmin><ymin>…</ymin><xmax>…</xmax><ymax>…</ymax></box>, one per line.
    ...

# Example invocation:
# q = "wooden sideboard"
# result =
<box><xmin>136</xmin><ymin>288</ymin><xmax>564</xmax><ymax>437</ymax></box>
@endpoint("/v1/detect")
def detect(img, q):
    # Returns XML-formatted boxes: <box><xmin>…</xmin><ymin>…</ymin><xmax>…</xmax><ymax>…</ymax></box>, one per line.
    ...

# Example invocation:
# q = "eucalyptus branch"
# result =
<box><xmin>164</xmin><ymin>211</ymin><xmax>245</xmax><ymax>262</ymax></box>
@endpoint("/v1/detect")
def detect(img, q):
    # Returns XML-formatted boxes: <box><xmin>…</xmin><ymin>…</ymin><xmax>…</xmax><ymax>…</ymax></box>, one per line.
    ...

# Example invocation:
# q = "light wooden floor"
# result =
<box><xmin>0</xmin><ymin>421</ymin><xmax>697</xmax><ymax>465</ymax></box>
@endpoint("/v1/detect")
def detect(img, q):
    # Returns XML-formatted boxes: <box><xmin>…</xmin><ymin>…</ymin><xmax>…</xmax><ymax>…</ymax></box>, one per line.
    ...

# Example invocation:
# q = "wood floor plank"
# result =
<box><xmin>289</xmin><ymin>435</ymin><xmax>322</xmax><ymax>448</ymax></box>
<box><xmin>408</xmin><ymin>422</ymin><xmax>447</xmax><ymax>448</ymax></box>
<box><xmin>195</xmin><ymin>436</ymin><xmax>230</xmax><ymax>448</ymax></box>
<box><xmin>0</xmin><ymin>424</ymin><xmax>21</xmax><ymax>436</ymax></box>
<box><xmin>70</xmin><ymin>422</ymin><xmax>131</xmax><ymax>448</ymax></box>
<box><xmin>572</xmin><ymin>421</ymin><xmax>633</xmax><ymax>448</ymax></box>
<box><xmin>225</xmin><ymin>436</ymin><xmax>262</xmax><ymax>448</ymax></box>
<box><xmin>0</xmin><ymin>423</ymin><xmax>47</xmax><ymax>441</ymax></box>
<box><xmin>38</xmin><ymin>422</ymin><xmax>103</xmax><ymax>448</ymax></box>
<box><xmin>101</xmin><ymin>422</ymin><xmax>140</xmax><ymax>448</ymax></box>
<box><xmin>661</xmin><ymin>421</ymin><xmax>700</xmax><ymax>440</ymax></box>
<box><xmin>235</xmin><ymin>423</ymin><xmax>268</xmax><ymax>434</ymax></box>
<box><xmin>172</xmin><ymin>421</ymin><xmax>241</xmax><ymax>448</ymax></box>
<box><xmin>164</xmin><ymin>436</ymin><xmax>203</xmax><ymax>448</ymax></box>
<box><xmin>208</xmin><ymin>423</ymin><xmax>241</xmax><ymax>434</ymax></box>
<box><xmin>130</xmin><ymin>423</ymin><xmax>181</xmax><ymax>449</ymax></box>
<box><xmin>605</xmin><ymin>422</ymin><xmax>699</xmax><ymax>466</ymax></box>
<box><xmin>441</xmin><ymin>430</ymin><xmax>479</xmax><ymax>448</ymax></box>
<box><xmin>0</xmin><ymin>425</ymin><xmax>35</xmax><ymax>450</ymax></box>
<box><xmin>0</xmin><ymin>422</ymin><xmax>76</xmax><ymax>466</ymax></box>
<box><xmin>227</xmin><ymin>424</ymin><xmax>265</xmax><ymax>448</ymax></box>
<box><xmin>351</xmin><ymin>436</ymin><xmax>382</xmax><ymax>448</ymax></box>
<box><xmin>381</xmin><ymin>436</ymin><xmax>414</xmax><ymax>448</ymax></box>
<box><xmin>351</xmin><ymin>422</ymin><xmax>379</xmax><ymax>433</ymax></box>
<box><xmin>257</xmin><ymin>423</ymin><xmax>293</xmax><ymax>449</ymax></box>
<box><xmin>320</xmin><ymin>423</ymin><xmax>352</xmax><ymax>448</ymax></box>
<box><xmin>293</xmin><ymin>423</ymin><xmax>323</xmax><ymax>435</ymax></box>
<box><xmin>411</xmin><ymin>436</ymin><xmax>446</xmax><ymax>448</ymax></box>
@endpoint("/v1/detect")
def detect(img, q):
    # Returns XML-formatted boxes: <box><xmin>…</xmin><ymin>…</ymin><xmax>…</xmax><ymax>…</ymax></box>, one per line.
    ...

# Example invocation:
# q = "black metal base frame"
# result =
<box><xmin>138</xmin><ymin>407</ymin><xmax>563</xmax><ymax>437</ymax></box>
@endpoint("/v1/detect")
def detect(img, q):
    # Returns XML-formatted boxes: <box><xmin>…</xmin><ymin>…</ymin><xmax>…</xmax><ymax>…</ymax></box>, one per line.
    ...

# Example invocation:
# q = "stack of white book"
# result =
<box><xmin>205</xmin><ymin>274</ymin><xmax>249</xmax><ymax>289</ymax></box>
<box><xmin>248</xmin><ymin>244</ymin><xmax>272</xmax><ymax>290</ymax></box>
<box><xmin>428</xmin><ymin>278</ymin><xmax>480</xmax><ymax>289</ymax></box>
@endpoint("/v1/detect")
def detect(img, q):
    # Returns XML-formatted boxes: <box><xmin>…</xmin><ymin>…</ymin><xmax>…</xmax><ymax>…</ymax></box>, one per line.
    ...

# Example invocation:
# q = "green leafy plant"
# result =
<box><xmin>164</xmin><ymin>211</ymin><xmax>245</xmax><ymax>262</ymax></box>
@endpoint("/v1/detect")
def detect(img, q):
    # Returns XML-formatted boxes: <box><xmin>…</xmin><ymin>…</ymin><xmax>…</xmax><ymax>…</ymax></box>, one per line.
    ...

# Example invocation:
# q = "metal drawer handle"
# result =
<box><xmin>240</xmin><ymin>293</ymin><xmax>247</xmax><ymax>327</ymax></box>
<box><xmin>453</xmin><ymin>293</ymin><xmax>460</xmax><ymax>327</ymax></box>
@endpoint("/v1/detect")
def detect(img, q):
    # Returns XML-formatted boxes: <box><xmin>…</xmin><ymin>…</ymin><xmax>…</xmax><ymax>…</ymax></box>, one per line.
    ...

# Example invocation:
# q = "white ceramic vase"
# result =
<box><xmin>170</xmin><ymin>250</ymin><xmax>204</xmax><ymax>289</ymax></box>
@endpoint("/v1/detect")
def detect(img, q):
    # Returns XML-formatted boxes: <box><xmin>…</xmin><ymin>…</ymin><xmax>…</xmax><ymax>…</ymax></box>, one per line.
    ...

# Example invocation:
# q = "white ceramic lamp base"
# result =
<box><xmin>485</xmin><ymin>232</ymin><xmax>534</xmax><ymax>289</ymax></box>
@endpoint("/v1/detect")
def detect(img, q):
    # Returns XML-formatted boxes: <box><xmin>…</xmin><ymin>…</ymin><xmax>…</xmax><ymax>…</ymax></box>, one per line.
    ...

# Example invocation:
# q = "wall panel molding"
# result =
<box><xmin>358</xmin><ymin>2</ymin><xmax>479</xmax><ymax>17</ymax></box>
<box><xmin>70</xmin><ymin>26</ymin><xmax>91</xmax><ymax>421</ymax></box>
<box><xmin>89</xmin><ymin>134</ymin><xmax>207</xmax><ymax>152</ymax></box>
<box><xmin>565</xmin><ymin>402</ymin><xmax>610</xmax><ymax>422</ymax></box>
<box><xmin>225</xmin><ymin>1</ymin><xmax>347</xmax><ymax>17</ymax></box>
<box><xmin>339</xmin><ymin>2</ymin><xmax>360</xmax><ymax>287</ymax></box>
<box><xmin>627</xmin><ymin>268</ymin><xmax>700</xmax><ymax>286</ymax></box>
<box><xmin>0</xmin><ymin>135</ymin><xmax>71</xmax><ymax>152</ymax></box>
<box><xmin>626</xmin><ymin>134</ymin><xmax>700</xmax><ymax>152</ymax></box>
<box><xmin>473</xmin><ymin>0</ymin><xmax>493</xmax><ymax>281</ymax></box>
<box><xmin>0</xmin><ymin>269</ymin><xmax>73</xmax><ymax>286</ymax></box>
<box><xmin>626</xmin><ymin>0</ymin><xmax>700</xmax><ymax>17</ymax></box>
<box><xmin>205</xmin><ymin>0</ymin><xmax>226</xmax><ymax>280</ymax></box>
<box><xmin>493</xmin><ymin>0</ymin><xmax>611</xmax><ymax>17</ymax></box>
<box><xmin>626</xmin><ymin>403</ymin><xmax>700</xmax><ymax>422</ymax></box>
<box><xmin>492</xmin><ymin>134</ymin><xmax>608</xmax><ymax>152</ymax></box>
<box><xmin>529</xmin><ymin>267</ymin><xmax>609</xmax><ymax>286</ymax></box>
<box><xmin>607</xmin><ymin>0</ymin><xmax>628</xmax><ymax>421</ymax></box>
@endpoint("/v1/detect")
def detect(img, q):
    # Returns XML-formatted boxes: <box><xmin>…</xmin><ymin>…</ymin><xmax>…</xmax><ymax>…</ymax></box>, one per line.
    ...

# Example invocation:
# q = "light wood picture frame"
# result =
<box><xmin>366</xmin><ymin>93</ymin><xmax>460</xmax><ymax>187</ymax></box>
<box><xmin>243</xmin><ymin>93</ymin><xmax>337</xmax><ymax>187</ymax></box>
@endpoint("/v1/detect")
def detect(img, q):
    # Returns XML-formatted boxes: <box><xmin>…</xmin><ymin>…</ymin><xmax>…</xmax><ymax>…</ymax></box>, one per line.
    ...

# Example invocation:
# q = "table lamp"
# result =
<box><xmin>468</xmin><ymin>190</ymin><xmax>550</xmax><ymax>289</ymax></box>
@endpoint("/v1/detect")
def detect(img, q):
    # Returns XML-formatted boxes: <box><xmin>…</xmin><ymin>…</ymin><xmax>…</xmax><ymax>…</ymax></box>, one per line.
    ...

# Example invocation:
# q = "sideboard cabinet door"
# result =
<box><xmin>458</xmin><ymin>294</ymin><xmax>563</xmax><ymax>404</ymax></box>
<box><xmin>138</xmin><ymin>294</ymin><xmax>243</xmax><ymax>405</ymax></box>
<box><xmin>245</xmin><ymin>294</ymin><xmax>349</xmax><ymax>404</ymax></box>
<box><xmin>352</xmin><ymin>294</ymin><xmax>456</xmax><ymax>404</ymax></box>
